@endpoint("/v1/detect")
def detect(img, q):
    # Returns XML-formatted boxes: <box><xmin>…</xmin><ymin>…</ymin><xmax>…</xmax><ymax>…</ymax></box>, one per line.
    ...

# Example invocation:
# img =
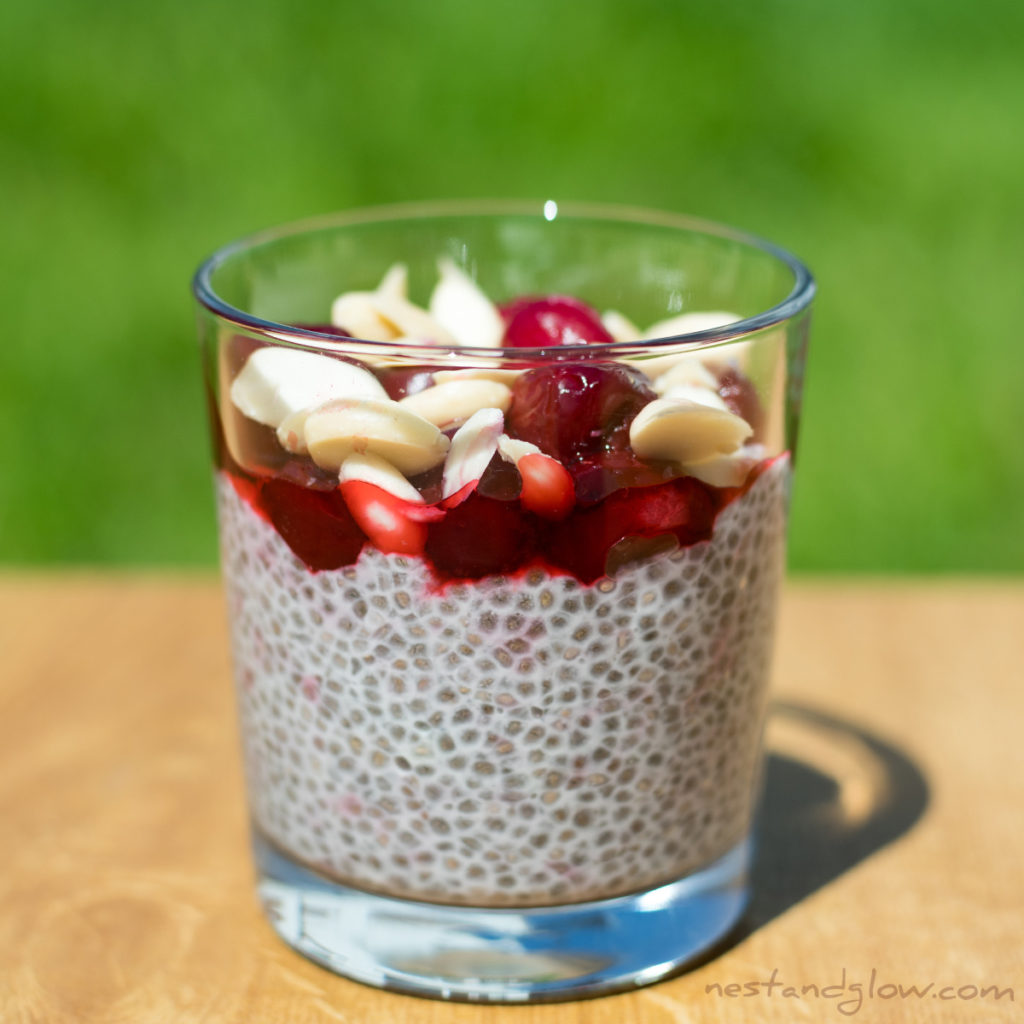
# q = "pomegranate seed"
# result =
<box><xmin>517</xmin><ymin>453</ymin><xmax>574</xmax><ymax>520</ymax></box>
<box><xmin>340</xmin><ymin>480</ymin><xmax>430</xmax><ymax>555</ymax></box>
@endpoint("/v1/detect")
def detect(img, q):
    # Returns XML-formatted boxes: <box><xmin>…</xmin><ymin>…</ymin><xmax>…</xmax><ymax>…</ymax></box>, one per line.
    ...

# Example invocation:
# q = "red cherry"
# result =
<box><xmin>517</xmin><ymin>453</ymin><xmax>575</xmax><ymax>520</ymax></box>
<box><xmin>476</xmin><ymin>452</ymin><xmax>523</xmax><ymax>501</ymax></box>
<box><xmin>377</xmin><ymin>366</ymin><xmax>438</xmax><ymax>401</ymax></box>
<box><xmin>716</xmin><ymin>366</ymin><xmax>764</xmax><ymax>439</ymax></box>
<box><xmin>571</xmin><ymin>448</ymin><xmax>676</xmax><ymax>505</ymax></box>
<box><xmin>259</xmin><ymin>478</ymin><xmax>365</xmax><ymax>571</ymax></box>
<box><xmin>500</xmin><ymin>296</ymin><xmax>616</xmax><ymax>349</ymax></box>
<box><xmin>507</xmin><ymin>361</ymin><xmax>655</xmax><ymax>463</ymax></box>
<box><xmin>545</xmin><ymin>476</ymin><xmax>716</xmax><ymax>583</ymax></box>
<box><xmin>425</xmin><ymin>492</ymin><xmax>536</xmax><ymax>579</ymax></box>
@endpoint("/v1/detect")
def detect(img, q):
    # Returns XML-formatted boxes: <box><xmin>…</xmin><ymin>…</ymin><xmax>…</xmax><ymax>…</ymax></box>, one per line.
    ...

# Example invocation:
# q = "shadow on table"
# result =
<box><xmin>735</xmin><ymin>700</ymin><xmax>930</xmax><ymax>939</ymax></box>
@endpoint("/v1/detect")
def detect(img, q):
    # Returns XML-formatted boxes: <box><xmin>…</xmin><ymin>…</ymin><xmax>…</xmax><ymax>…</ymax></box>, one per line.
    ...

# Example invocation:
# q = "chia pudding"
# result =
<box><xmin>210</xmin><ymin>263</ymin><xmax>792</xmax><ymax>908</ymax></box>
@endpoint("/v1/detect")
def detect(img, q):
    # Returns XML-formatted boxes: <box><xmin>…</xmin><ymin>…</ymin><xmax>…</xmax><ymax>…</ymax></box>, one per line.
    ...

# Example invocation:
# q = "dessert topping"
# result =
<box><xmin>338</xmin><ymin>480</ymin><xmax>431</xmax><ymax>556</ymax></box>
<box><xmin>600</xmin><ymin>309</ymin><xmax>643</xmax><ymax>344</ymax></box>
<box><xmin>398</xmin><ymin>378</ymin><xmax>512</xmax><ymax>430</ymax></box>
<box><xmin>441</xmin><ymin>408</ymin><xmax>504</xmax><ymax>501</ymax></box>
<box><xmin>331</xmin><ymin>263</ymin><xmax>455</xmax><ymax>345</ymax></box>
<box><xmin>501</xmin><ymin>295</ymin><xmax>616</xmax><ymax>348</ymax></box>
<box><xmin>682</xmin><ymin>445</ymin><xmax>765</xmax><ymax>487</ymax></box>
<box><xmin>497</xmin><ymin>435</ymin><xmax>574</xmax><ymax>520</ymax></box>
<box><xmin>339</xmin><ymin>452</ymin><xmax>426</xmax><ymax>503</ymax></box>
<box><xmin>516</xmin><ymin>453</ymin><xmax>575</xmax><ymax>520</ymax></box>
<box><xmin>229</xmin><ymin>347</ymin><xmax>386</xmax><ymax>430</ymax></box>
<box><xmin>428</xmin><ymin>258</ymin><xmax>505</xmax><ymax>348</ymax></box>
<box><xmin>302</xmin><ymin>397</ymin><xmax>450</xmax><ymax>475</ymax></box>
<box><xmin>643</xmin><ymin>310</ymin><xmax>741</xmax><ymax>340</ymax></box>
<box><xmin>629</xmin><ymin>396</ymin><xmax>752</xmax><ymax>465</ymax></box>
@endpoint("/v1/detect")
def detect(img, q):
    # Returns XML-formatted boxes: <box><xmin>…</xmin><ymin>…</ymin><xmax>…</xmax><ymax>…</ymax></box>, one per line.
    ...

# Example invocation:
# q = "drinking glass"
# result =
<box><xmin>193</xmin><ymin>201</ymin><xmax>813</xmax><ymax>1002</ymax></box>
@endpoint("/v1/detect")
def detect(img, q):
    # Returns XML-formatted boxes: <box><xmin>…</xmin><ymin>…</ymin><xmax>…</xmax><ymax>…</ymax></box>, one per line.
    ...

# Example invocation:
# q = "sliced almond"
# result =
<box><xmin>702</xmin><ymin>338</ymin><xmax>753</xmax><ymax>373</ymax></box>
<box><xmin>339</xmin><ymin>452</ymin><xmax>425</xmax><ymax>503</ymax></box>
<box><xmin>643</xmin><ymin>310</ymin><xmax>742</xmax><ymax>340</ymax></box>
<box><xmin>433</xmin><ymin>367</ymin><xmax>523</xmax><ymax>387</ymax></box>
<box><xmin>601</xmin><ymin>309</ymin><xmax>642</xmax><ymax>344</ymax></box>
<box><xmin>429</xmin><ymin>258</ymin><xmax>505</xmax><ymax>348</ymax></box>
<box><xmin>497</xmin><ymin>435</ymin><xmax>541</xmax><ymax>465</ymax></box>
<box><xmin>442</xmin><ymin>408</ymin><xmax>504</xmax><ymax>499</ymax></box>
<box><xmin>303</xmin><ymin>397</ymin><xmax>450</xmax><ymax>475</ymax></box>
<box><xmin>373</xmin><ymin>292</ymin><xmax>457</xmax><ymax>346</ymax></box>
<box><xmin>618</xmin><ymin>352</ymin><xmax>700</xmax><ymax>385</ymax></box>
<box><xmin>330</xmin><ymin>262</ymin><xmax>455</xmax><ymax>345</ymax></box>
<box><xmin>682</xmin><ymin>445</ymin><xmax>764</xmax><ymax>487</ymax></box>
<box><xmin>229</xmin><ymin>347</ymin><xmax>387</xmax><ymax>430</ymax></box>
<box><xmin>398</xmin><ymin>379</ymin><xmax>512</xmax><ymax>430</ymax></box>
<box><xmin>330</xmin><ymin>291</ymin><xmax>398</xmax><ymax>341</ymax></box>
<box><xmin>276</xmin><ymin>408</ymin><xmax>313</xmax><ymax>454</ymax></box>
<box><xmin>659</xmin><ymin>383</ymin><xmax>730</xmax><ymax>412</ymax></box>
<box><xmin>629</xmin><ymin>397</ymin><xmax>752</xmax><ymax>464</ymax></box>
<box><xmin>377</xmin><ymin>262</ymin><xmax>408</xmax><ymax>300</ymax></box>
<box><xmin>629</xmin><ymin>311</ymin><xmax>746</xmax><ymax>379</ymax></box>
<box><xmin>652</xmin><ymin>357</ymin><xmax>720</xmax><ymax>394</ymax></box>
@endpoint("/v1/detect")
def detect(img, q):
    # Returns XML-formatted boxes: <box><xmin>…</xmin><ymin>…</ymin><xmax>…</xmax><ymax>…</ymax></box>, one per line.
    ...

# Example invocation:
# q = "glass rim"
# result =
<box><xmin>192</xmin><ymin>199</ymin><xmax>815</xmax><ymax>359</ymax></box>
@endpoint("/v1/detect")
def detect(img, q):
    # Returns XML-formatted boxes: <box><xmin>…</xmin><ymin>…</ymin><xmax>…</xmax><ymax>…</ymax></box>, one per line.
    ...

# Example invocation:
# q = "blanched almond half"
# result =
<box><xmin>429</xmin><ymin>258</ymin><xmax>505</xmax><ymax>348</ymax></box>
<box><xmin>629</xmin><ymin>397</ymin><xmax>752</xmax><ymax>464</ymax></box>
<box><xmin>643</xmin><ymin>310</ymin><xmax>742</xmax><ymax>340</ymax></box>
<box><xmin>652</xmin><ymin>357</ymin><xmax>719</xmax><ymax>394</ymax></box>
<box><xmin>398</xmin><ymin>379</ymin><xmax>512</xmax><ymax>430</ymax></box>
<box><xmin>622</xmin><ymin>348</ymin><xmax>718</xmax><ymax>382</ymax></box>
<box><xmin>433</xmin><ymin>367</ymin><xmax>523</xmax><ymax>387</ymax></box>
<box><xmin>497</xmin><ymin>435</ymin><xmax>541</xmax><ymax>464</ymax></box>
<box><xmin>330</xmin><ymin>262</ymin><xmax>455</xmax><ymax>345</ymax></box>
<box><xmin>601</xmin><ymin>309</ymin><xmax>642</xmax><ymax>344</ymax></box>
<box><xmin>339</xmin><ymin>452</ymin><xmax>425</xmax><ymax>503</ymax></box>
<box><xmin>442</xmin><ymin>408</ymin><xmax>504</xmax><ymax>499</ymax></box>
<box><xmin>230</xmin><ymin>347</ymin><xmax>387</xmax><ymax>429</ymax></box>
<box><xmin>376</xmin><ymin>262</ymin><xmax>408</xmax><ymax>300</ymax></box>
<box><xmin>276</xmin><ymin>408</ymin><xmax>313</xmax><ymax>454</ymax></box>
<box><xmin>682</xmin><ymin>446</ymin><xmax>764</xmax><ymax>487</ymax></box>
<box><xmin>658</xmin><ymin>383</ymin><xmax>730</xmax><ymax>412</ymax></box>
<box><xmin>330</xmin><ymin>291</ymin><xmax>398</xmax><ymax>341</ymax></box>
<box><xmin>373</xmin><ymin>292</ymin><xmax>457</xmax><ymax>346</ymax></box>
<box><xmin>303</xmin><ymin>398</ymin><xmax>450</xmax><ymax>475</ymax></box>
<box><xmin>702</xmin><ymin>338</ymin><xmax>753</xmax><ymax>372</ymax></box>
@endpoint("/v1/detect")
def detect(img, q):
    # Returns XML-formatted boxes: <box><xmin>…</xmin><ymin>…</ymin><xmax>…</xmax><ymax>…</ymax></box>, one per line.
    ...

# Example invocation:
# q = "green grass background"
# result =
<box><xmin>2</xmin><ymin>0</ymin><xmax>1022</xmax><ymax>571</ymax></box>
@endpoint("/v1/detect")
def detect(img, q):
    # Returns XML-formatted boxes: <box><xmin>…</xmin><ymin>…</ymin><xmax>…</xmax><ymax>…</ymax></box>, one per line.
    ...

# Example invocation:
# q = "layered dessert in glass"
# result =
<box><xmin>194</xmin><ymin>203</ymin><xmax>812</xmax><ymax>999</ymax></box>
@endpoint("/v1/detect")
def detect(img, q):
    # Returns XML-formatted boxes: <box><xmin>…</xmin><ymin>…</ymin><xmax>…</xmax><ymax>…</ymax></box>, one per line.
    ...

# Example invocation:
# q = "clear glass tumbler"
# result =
<box><xmin>193</xmin><ymin>201</ymin><xmax>813</xmax><ymax>1002</ymax></box>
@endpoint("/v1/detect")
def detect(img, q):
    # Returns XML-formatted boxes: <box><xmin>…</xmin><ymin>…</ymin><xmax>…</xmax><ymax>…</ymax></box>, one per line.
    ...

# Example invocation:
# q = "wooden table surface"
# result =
<box><xmin>1</xmin><ymin>575</ymin><xmax>1022</xmax><ymax>1023</ymax></box>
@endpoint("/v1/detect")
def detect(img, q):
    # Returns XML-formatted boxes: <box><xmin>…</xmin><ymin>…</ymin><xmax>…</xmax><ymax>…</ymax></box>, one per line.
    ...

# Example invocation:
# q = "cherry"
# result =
<box><xmin>377</xmin><ymin>366</ymin><xmax>437</xmax><ymax>401</ymax></box>
<box><xmin>506</xmin><ymin>361</ymin><xmax>656</xmax><ymax>463</ymax></box>
<box><xmin>571</xmin><ymin>448</ymin><xmax>676</xmax><ymax>505</ymax></box>
<box><xmin>259</xmin><ymin>478</ymin><xmax>365</xmax><ymax>571</ymax></box>
<box><xmin>545</xmin><ymin>476</ymin><xmax>716</xmax><ymax>583</ymax></box>
<box><xmin>717</xmin><ymin>366</ymin><xmax>764</xmax><ymax>439</ymax></box>
<box><xmin>476</xmin><ymin>452</ymin><xmax>523</xmax><ymax>502</ymax></box>
<box><xmin>425</xmin><ymin>492</ymin><xmax>536</xmax><ymax>579</ymax></box>
<box><xmin>500</xmin><ymin>296</ymin><xmax>615</xmax><ymax>349</ymax></box>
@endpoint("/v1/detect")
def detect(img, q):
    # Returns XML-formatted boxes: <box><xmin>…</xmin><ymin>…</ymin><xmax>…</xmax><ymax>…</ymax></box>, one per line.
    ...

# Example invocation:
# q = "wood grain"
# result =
<box><xmin>0</xmin><ymin>575</ymin><xmax>1021</xmax><ymax>1023</ymax></box>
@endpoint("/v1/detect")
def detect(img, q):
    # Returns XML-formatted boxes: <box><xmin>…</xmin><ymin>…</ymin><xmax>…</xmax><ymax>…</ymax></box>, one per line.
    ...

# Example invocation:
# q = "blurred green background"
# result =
<box><xmin>2</xmin><ymin>0</ymin><xmax>1022</xmax><ymax>571</ymax></box>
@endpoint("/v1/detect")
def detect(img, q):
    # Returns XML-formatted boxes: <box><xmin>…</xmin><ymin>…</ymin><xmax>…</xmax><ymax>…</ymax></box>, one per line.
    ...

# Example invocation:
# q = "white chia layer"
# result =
<box><xmin>217</xmin><ymin>459</ymin><xmax>789</xmax><ymax>907</ymax></box>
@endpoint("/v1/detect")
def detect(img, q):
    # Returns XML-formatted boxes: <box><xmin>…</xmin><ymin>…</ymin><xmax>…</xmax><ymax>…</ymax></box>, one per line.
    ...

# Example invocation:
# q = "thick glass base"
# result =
<box><xmin>253</xmin><ymin>832</ymin><xmax>750</xmax><ymax>1003</ymax></box>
